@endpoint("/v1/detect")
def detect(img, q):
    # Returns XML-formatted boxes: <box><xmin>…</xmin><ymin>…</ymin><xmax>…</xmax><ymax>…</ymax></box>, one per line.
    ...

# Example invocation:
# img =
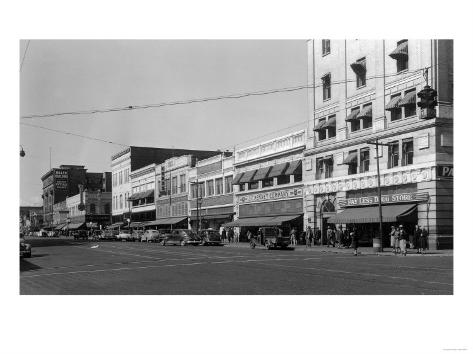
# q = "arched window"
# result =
<box><xmin>90</xmin><ymin>203</ymin><xmax>96</xmax><ymax>214</ymax></box>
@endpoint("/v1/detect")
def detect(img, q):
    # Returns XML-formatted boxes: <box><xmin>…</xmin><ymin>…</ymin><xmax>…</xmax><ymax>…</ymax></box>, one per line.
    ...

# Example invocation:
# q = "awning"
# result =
<box><xmin>253</xmin><ymin>166</ymin><xmax>272</xmax><ymax>181</ymax></box>
<box><xmin>350</xmin><ymin>61</ymin><xmax>366</xmax><ymax>75</ymax></box>
<box><xmin>357</xmin><ymin>105</ymin><xmax>372</xmax><ymax>119</ymax></box>
<box><xmin>327</xmin><ymin>204</ymin><xmax>417</xmax><ymax>224</ymax></box>
<box><xmin>67</xmin><ymin>222</ymin><xmax>85</xmax><ymax>230</ymax></box>
<box><xmin>231</xmin><ymin>172</ymin><xmax>244</xmax><ymax>185</ymax></box>
<box><xmin>385</xmin><ymin>95</ymin><xmax>402</xmax><ymax>111</ymax></box>
<box><xmin>324</xmin><ymin>116</ymin><xmax>336</xmax><ymax>129</ymax></box>
<box><xmin>389</xmin><ymin>41</ymin><xmax>408</xmax><ymax>60</ymax></box>
<box><xmin>54</xmin><ymin>223</ymin><xmax>66</xmax><ymax>231</ymax></box>
<box><xmin>398</xmin><ymin>91</ymin><xmax>416</xmax><ymax>107</ymax></box>
<box><xmin>267</xmin><ymin>162</ymin><xmax>289</xmax><ymax>178</ymax></box>
<box><xmin>222</xmin><ymin>214</ymin><xmax>301</xmax><ymax>228</ymax></box>
<box><xmin>86</xmin><ymin>222</ymin><xmax>98</xmax><ymax>229</ymax></box>
<box><xmin>343</xmin><ymin>151</ymin><xmax>358</xmax><ymax>165</ymax></box>
<box><xmin>284</xmin><ymin>160</ymin><xmax>302</xmax><ymax>176</ymax></box>
<box><xmin>314</xmin><ymin>119</ymin><xmax>327</xmax><ymax>132</ymax></box>
<box><xmin>191</xmin><ymin>214</ymin><xmax>233</xmax><ymax>221</ymax></box>
<box><xmin>129</xmin><ymin>222</ymin><xmax>144</xmax><ymax>228</ymax></box>
<box><xmin>108</xmin><ymin>222</ymin><xmax>124</xmax><ymax>229</ymax></box>
<box><xmin>239</xmin><ymin>170</ymin><xmax>257</xmax><ymax>183</ymax></box>
<box><xmin>346</xmin><ymin>109</ymin><xmax>360</xmax><ymax>121</ymax></box>
<box><xmin>129</xmin><ymin>189</ymin><xmax>154</xmax><ymax>201</ymax></box>
<box><xmin>144</xmin><ymin>216</ymin><xmax>187</xmax><ymax>227</ymax></box>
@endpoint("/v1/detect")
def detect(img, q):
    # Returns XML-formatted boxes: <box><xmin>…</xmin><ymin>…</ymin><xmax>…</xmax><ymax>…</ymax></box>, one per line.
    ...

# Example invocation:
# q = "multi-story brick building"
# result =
<box><xmin>129</xmin><ymin>164</ymin><xmax>156</xmax><ymax>225</ymax></box>
<box><xmin>304</xmin><ymin>39</ymin><xmax>453</xmax><ymax>249</ymax></box>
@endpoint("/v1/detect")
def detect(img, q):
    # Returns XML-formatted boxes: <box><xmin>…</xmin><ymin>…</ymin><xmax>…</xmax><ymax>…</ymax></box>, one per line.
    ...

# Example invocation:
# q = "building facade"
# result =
<box><xmin>225</xmin><ymin>130</ymin><xmax>306</xmax><ymax>240</ymax></box>
<box><xmin>66</xmin><ymin>189</ymin><xmax>112</xmax><ymax>229</ymax></box>
<box><xmin>129</xmin><ymin>164</ymin><xmax>156</xmax><ymax>224</ymax></box>
<box><xmin>188</xmin><ymin>152</ymin><xmax>234</xmax><ymax>231</ymax></box>
<box><xmin>304</xmin><ymin>39</ymin><xmax>453</xmax><ymax>249</ymax></box>
<box><xmin>19</xmin><ymin>206</ymin><xmax>43</xmax><ymax>232</ymax></box>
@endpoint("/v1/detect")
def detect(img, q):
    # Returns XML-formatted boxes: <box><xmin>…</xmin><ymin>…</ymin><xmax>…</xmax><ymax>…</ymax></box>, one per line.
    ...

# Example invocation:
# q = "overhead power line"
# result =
<box><xmin>20</xmin><ymin>69</ymin><xmax>424</xmax><ymax>120</ymax></box>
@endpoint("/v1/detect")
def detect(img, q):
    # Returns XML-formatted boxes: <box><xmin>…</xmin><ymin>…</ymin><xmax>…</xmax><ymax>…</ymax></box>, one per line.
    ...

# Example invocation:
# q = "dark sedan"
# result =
<box><xmin>162</xmin><ymin>229</ymin><xmax>201</xmax><ymax>246</ymax></box>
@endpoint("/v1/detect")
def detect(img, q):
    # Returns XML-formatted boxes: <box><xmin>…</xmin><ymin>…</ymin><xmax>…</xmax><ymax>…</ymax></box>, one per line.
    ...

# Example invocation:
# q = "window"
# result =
<box><xmin>215</xmin><ymin>178</ymin><xmax>223</xmax><ymax>195</ymax></box>
<box><xmin>326</xmin><ymin>115</ymin><xmax>336</xmax><ymax>139</ymax></box>
<box><xmin>396</xmin><ymin>40</ymin><xmax>408</xmax><ymax>72</ymax></box>
<box><xmin>402</xmin><ymin>139</ymin><xmax>414</xmax><ymax>166</ymax></box>
<box><xmin>262</xmin><ymin>178</ymin><xmax>274</xmax><ymax>188</ymax></box>
<box><xmin>104</xmin><ymin>203</ymin><xmax>110</xmax><ymax>214</ymax></box>
<box><xmin>179</xmin><ymin>174</ymin><xmax>186</xmax><ymax>193</ymax></box>
<box><xmin>322</xmin><ymin>39</ymin><xmax>330</xmax><ymax>56</ymax></box>
<box><xmin>165</xmin><ymin>178</ymin><xmax>170</xmax><ymax>195</ymax></box>
<box><xmin>206</xmin><ymin>180</ymin><xmax>214</xmax><ymax>196</ymax></box>
<box><xmin>198</xmin><ymin>182</ymin><xmax>205</xmax><ymax>198</ymax></box>
<box><xmin>239</xmin><ymin>183</ymin><xmax>246</xmax><ymax>192</ymax></box>
<box><xmin>316</xmin><ymin>158</ymin><xmax>324</xmax><ymax>179</ymax></box>
<box><xmin>360</xmin><ymin>148</ymin><xmax>370</xmax><ymax>173</ymax></box>
<box><xmin>354</xmin><ymin>57</ymin><xmax>366</xmax><ymax>88</ymax></box>
<box><xmin>403</xmin><ymin>90</ymin><xmax>417</xmax><ymax>117</ymax></box>
<box><xmin>322</xmin><ymin>73</ymin><xmax>331</xmax><ymax>101</ymax></box>
<box><xmin>294</xmin><ymin>174</ymin><xmax>303</xmax><ymax>183</ymax></box>
<box><xmin>360</xmin><ymin>103</ymin><xmax>372</xmax><ymax>129</ymax></box>
<box><xmin>388</xmin><ymin>142</ymin><xmax>400</xmax><ymax>168</ymax></box>
<box><xmin>225</xmin><ymin>175</ymin><xmax>233</xmax><ymax>194</ymax></box>
<box><xmin>389</xmin><ymin>93</ymin><xmax>402</xmax><ymax>121</ymax></box>
<box><xmin>318</xmin><ymin>118</ymin><xmax>326</xmax><ymax>140</ymax></box>
<box><xmin>191</xmin><ymin>183</ymin><xmax>198</xmax><ymax>199</ymax></box>
<box><xmin>316</xmin><ymin>157</ymin><xmax>333</xmax><ymax>179</ymax></box>
<box><xmin>171</xmin><ymin>176</ymin><xmax>178</xmax><ymax>194</ymax></box>
<box><xmin>90</xmin><ymin>203</ymin><xmax>96</xmax><ymax>214</ymax></box>
<box><xmin>347</xmin><ymin>150</ymin><xmax>358</xmax><ymax>175</ymax></box>
<box><xmin>277</xmin><ymin>175</ymin><xmax>290</xmax><ymax>185</ymax></box>
<box><xmin>119</xmin><ymin>171</ymin><xmax>122</xmax><ymax>185</ymax></box>
<box><xmin>248</xmin><ymin>181</ymin><xmax>259</xmax><ymax>190</ymax></box>
<box><xmin>324</xmin><ymin>158</ymin><xmax>333</xmax><ymax>178</ymax></box>
<box><xmin>350</xmin><ymin>108</ymin><xmax>361</xmax><ymax>132</ymax></box>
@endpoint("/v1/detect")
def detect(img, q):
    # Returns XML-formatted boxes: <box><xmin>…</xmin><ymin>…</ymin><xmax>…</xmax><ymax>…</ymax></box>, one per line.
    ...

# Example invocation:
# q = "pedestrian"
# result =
<box><xmin>326</xmin><ymin>226</ymin><xmax>334</xmax><ymax>247</ymax></box>
<box><xmin>393</xmin><ymin>226</ymin><xmax>401</xmax><ymax>254</ymax></box>
<box><xmin>228</xmin><ymin>227</ymin><xmax>234</xmax><ymax>243</ymax></box>
<box><xmin>409</xmin><ymin>226</ymin><xmax>416</xmax><ymax>250</ymax></box>
<box><xmin>390</xmin><ymin>226</ymin><xmax>396</xmax><ymax>253</ymax></box>
<box><xmin>315</xmin><ymin>228</ymin><xmax>321</xmax><ymax>245</ymax></box>
<box><xmin>335</xmin><ymin>225</ymin><xmax>342</xmax><ymax>248</ymax></box>
<box><xmin>290</xmin><ymin>228</ymin><xmax>297</xmax><ymax>246</ymax></box>
<box><xmin>257</xmin><ymin>228</ymin><xmax>263</xmax><ymax>245</ymax></box>
<box><xmin>221</xmin><ymin>228</ymin><xmax>227</xmax><ymax>243</ymax></box>
<box><xmin>414</xmin><ymin>225</ymin><xmax>422</xmax><ymax>254</ymax></box>
<box><xmin>399</xmin><ymin>225</ymin><xmax>408</xmax><ymax>256</ymax></box>
<box><xmin>306</xmin><ymin>225</ymin><xmax>313</xmax><ymax>247</ymax></box>
<box><xmin>235</xmin><ymin>228</ymin><xmax>240</xmax><ymax>243</ymax></box>
<box><xmin>420</xmin><ymin>226</ymin><xmax>428</xmax><ymax>254</ymax></box>
<box><xmin>350</xmin><ymin>228</ymin><xmax>359</xmax><ymax>256</ymax></box>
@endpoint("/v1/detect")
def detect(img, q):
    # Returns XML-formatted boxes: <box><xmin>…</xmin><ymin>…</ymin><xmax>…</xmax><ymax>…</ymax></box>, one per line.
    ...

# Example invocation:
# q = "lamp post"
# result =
<box><xmin>366</xmin><ymin>138</ymin><xmax>390</xmax><ymax>253</ymax></box>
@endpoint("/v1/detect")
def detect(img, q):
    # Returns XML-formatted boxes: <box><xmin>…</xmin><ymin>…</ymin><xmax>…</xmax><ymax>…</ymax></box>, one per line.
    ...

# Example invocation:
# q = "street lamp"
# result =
<box><xmin>20</xmin><ymin>145</ymin><xmax>25</xmax><ymax>157</ymax></box>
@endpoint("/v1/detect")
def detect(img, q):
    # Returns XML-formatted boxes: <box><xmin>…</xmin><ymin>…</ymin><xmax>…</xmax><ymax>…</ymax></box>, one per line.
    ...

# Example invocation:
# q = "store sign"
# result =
<box><xmin>437</xmin><ymin>165</ymin><xmax>453</xmax><ymax>178</ymax></box>
<box><xmin>54</xmin><ymin>169</ymin><xmax>69</xmax><ymax>190</ymax></box>
<box><xmin>339</xmin><ymin>192</ymin><xmax>429</xmax><ymax>208</ymax></box>
<box><xmin>238</xmin><ymin>188</ymin><xmax>303</xmax><ymax>204</ymax></box>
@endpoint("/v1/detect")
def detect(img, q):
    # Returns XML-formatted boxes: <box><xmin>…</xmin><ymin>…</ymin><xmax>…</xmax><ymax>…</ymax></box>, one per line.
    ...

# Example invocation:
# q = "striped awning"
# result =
<box><xmin>358</xmin><ymin>105</ymin><xmax>372</xmax><ymax>119</ymax></box>
<box><xmin>398</xmin><ymin>91</ymin><xmax>416</xmax><ymax>107</ymax></box>
<box><xmin>343</xmin><ymin>151</ymin><xmax>358</xmax><ymax>165</ymax></box>
<box><xmin>54</xmin><ymin>223</ymin><xmax>66</xmax><ymax>231</ymax></box>
<box><xmin>267</xmin><ymin>162</ymin><xmax>289</xmax><ymax>178</ymax></box>
<box><xmin>68</xmin><ymin>222</ymin><xmax>85</xmax><ymax>230</ymax></box>
<box><xmin>129</xmin><ymin>189</ymin><xmax>154</xmax><ymax>201</ymax></box>
<box><xmin>284</xmin><ymin>160</ymin><xmax>302</xmax><ymax>176</ymax></box>
<box><xmin>239</xmin><ymin>169</ymin><xmax>257</xmax><ymax>183</ymax></box>
<box><xmin>108</xmin><ymin>222</ymin><xmax>124</xmax><ymax>229</ymax></box>
<box><xmin>144</xmin><ymin>216</ymin><xmax>187</xmax><ymax>227</ymax></box>
<box><xmin>314</xmin><ymin>119</ymin><xmax>327</xmax><ymax>132</ymax></box>
<box><xmin>129</xmin><ymin>222</ymin><xmax>144</xmax><ymax>228</ymax></box>
<box><xmin>253</xmin><ymin>166</ymin><xmax>272</xmax><ymax>181</ymax></box>
<box><xmin>389</xmin><ymin>41</ymin><xmax>408</xmax><ymax>60</ymax></box>
<box><xmin>325</xmin><ymin>116</ymin><xmax>336</xmax><ymax>129</ymax></box>
<box><xmin>346</xmin><ymin>109</ymin><xmax>360</xmax><ymax>121</ymax></box>
<box><xmin>231</xmin><ymin>172</ymin><xmax>244</xmax><ymax>185</ymax></box>
<box><xmin>350</xmin><ymin>61</ymin><xmax>366</xmax><ymax>75</ymax></box>
<box><xmin>222</xmin><ymin>214</ymin><xmax>301</xmax><ymax>228</ymax></box>
<box><xmin>385</xmin><ymin>95</ymin><xmax>402</xmax><ymax>111</ymax></box>
<box><xmin>328</xmin><ymin>204</ymin><xmax>417</xmax><ymax>224</ymax></box>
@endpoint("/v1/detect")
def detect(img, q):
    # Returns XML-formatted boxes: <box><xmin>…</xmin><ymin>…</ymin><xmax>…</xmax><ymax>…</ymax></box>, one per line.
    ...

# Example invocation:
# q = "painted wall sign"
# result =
<box><xmin>437</xmin><ymin>165</ymin><xmax>453</xmax><ymax>178</ymax></box>
<box><xmin>338</xmin><ymin>192</ymin><xmax>429</xmax><ymax>208</ymax></box>
<box><xmin>238</xmin><ymin>188</ymin><xmax>303</xmax><ymax>204</ymax></box>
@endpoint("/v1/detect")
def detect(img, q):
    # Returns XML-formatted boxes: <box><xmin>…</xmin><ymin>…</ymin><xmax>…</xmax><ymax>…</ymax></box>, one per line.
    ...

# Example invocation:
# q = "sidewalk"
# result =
<box><xmin>222</xmin><ymin>242</ymin><xmax>453</xmax><ymax>257</ymax></box>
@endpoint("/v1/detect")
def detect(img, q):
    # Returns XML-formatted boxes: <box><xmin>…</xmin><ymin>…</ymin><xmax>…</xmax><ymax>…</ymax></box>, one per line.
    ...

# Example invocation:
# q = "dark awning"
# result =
<box><xmin>267</xmin><ymin>162</ymin><xmax>289</xmax><ymax>178</ymax></box>
<box><xmin>239</xmin><ymin>170</ymin><xmax>257</xmax><ymax>183</ymax></box>
<box><xmin>232</xmin><ymin>172</ymin><xmax>244</xmax><ymax>185</ymax></box>
<box><xmin>284</xmin><ymin>160</ymin><xmax>302</xmax><ymax>176</ymax></box>
<box><xmin>350</xmin><ymin>61</ymin><xmax>366</xmax><ymax>75</ymax></box>
<box><xmin>54</xmin><ymin>223</ymin><xmax>66</xmax><ymax>231</ymax></box>
<box><xmin>314</xmin><ymin>119</ymin><xmax>327</xmax><ymax>132</ymax></box>
<box><xmin>385</xmin><ymin>95</ymin><xmax>402</xmax><ymax>111</ymax></box>
<box><xmin>346</xmin><ymin>109</ymin><xmax>360</xmax><ymax>121</ymax></box>
<box><xmin>222</xmin><ymin>214</ymin><xmax>301</xmax><ymax>228</ymax></box>
<box><xmin>343</xmin><ymin>151</ymin><xmax>358</xmax><ymax>165</ymax></box>
<box><xmin>325</xmin><ymin>116</ymin><xmax>336</xmax><ymax>129</ymax></box>
<box><xmin>389</xmin><ymin>41</ymin><xmax>408</xmax><ymax>60</ymax></box>
<box><xmin>358</xmin><ymin>105</ymin><xmax>372</xmax><ymax>119</ymax></box>
<box><xmin>191</xmin><ymin>214</ymin><xmax>233</xmax><ymax>221</ymax></box>
<box><xmin>68</xmin><ymin>222</ymin><xmax>85</xmax><ymax>230</ymax></box>
<box><xmin>398</xmin><ymin>91</ymin><xmax>416</xmax><ymax>107</ymax></box>
<box><xmin>108</xmin><ymin>222</ymin><xmax>124</xmax><ymax>229</ymax></box>
<box><xmin>328</xmin><ymin>204</ymin><xmax>417</xmax><ymax>224</ymax></box>
<box><xmin>129</xmin><ymin>222</ymin><xmax>144</xmax><ymax>228</ymax></box>
<box><xmin>129</xmin><ymin>189</ymin><xmax>154</xmax><ymax>201</ymax></box>
<box><xmin>144</xmin><ymin>216</ymin><xmax>187</xmax><ymax>226</ymax></box>
<box><xmin>253</xmin><ymin>166</ymin><xmax>272</xmax><ymax>181</ymax></box>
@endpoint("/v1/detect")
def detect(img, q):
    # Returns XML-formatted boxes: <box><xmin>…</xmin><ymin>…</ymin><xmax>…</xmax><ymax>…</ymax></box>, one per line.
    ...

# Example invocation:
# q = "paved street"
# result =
<box><xmin>20</xmin><ymin>237</ymin><xmax>453</xmax><ymax>295</ymax></box>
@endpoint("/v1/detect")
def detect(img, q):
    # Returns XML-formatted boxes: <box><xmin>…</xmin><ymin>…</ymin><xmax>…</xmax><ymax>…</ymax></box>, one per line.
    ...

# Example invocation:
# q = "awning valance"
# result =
<box><xmin>327</xmin><ymin>204</ymin><xmax>417</xmax><ymax>224</ymax></box>
<box><xmin>314</xmin><ymin>119</ymin><xmax>327</xmax><ymax>132</ymax></box>
<box><xmin>253</xmin><ymin>166</ymin><xmax>272</xmax><ymax>181</ymax></box>
<box><xmin>325</xmin><ymin>116</ymin><xmax>336</xmax><ymax>129</ymax></box>
<box><xmin>190</xmin><ymin>213</ymin><xmax>233</xmax><ymax>221</ymax></box>
<box><xmin>108</xmin><ymin>222</ymin><xmax>125</xmax><ymax>229</ymax></box>
<box><xmin>267</xmin><ymin>162</ymin><xmax>289</xmax><ymax>178</ymax></box>
<box><xmin>346</xmin><ymin>109</ymin><xmax>360</xmax><ymax>122</ymax></box>
<box><xmin>398</xmin><ymin>91</ymin><xmax>416</xmax><ymax>107</ymax></box>
<box><xmin>358</xmin><ymin>105</ymin><xmax>372</xmax><ymax>119</ymax></box>
<box><xmin>350</xmin><ymin>61</ymin><xmax>366</xmax><ymax>75</ymax></box>
<box><xmin>231</xmin><ymin>172</ymin><xmax>244</xmax><ymax>185</ymax></box>
<box><xmin>222</xmin><ymin>214</ymin><xmax>301</xmax><ymax>228</ymax></box>
<box><xmin>284</xmin><ymin>160</ymin><xmax>302</xmax><ymax>176</ymax></box>
<box><xmin>343</xmin><ymin>151</ymin><xmax>358</xmax><ymax>165</ymax></box>
<box><xmin>239</xmin><ymin>170</ymin><xmax>257</xmax><ymax>183</ymax></box>
<box><xmin>385</xmin><ymin>95</ymin><xmax>402</xmax><ymax>111</ymax></box>
<box><xmin>129</xmin><ymin>189</ymin><xmax>154</xmax><ymax>201</ymax></box>
<box><xmin>144</xmin><ymin>216</ymin><xmax>187</xmax><ymax>227</ymax></box>
<box><xmin>68</xmin><ymin>222</ymin><xmax>85</xmax><ymax>230</ymax></box>
<box><xmin>389</xmin><ymin>41</ymin><xmax>408</xmax><ymax>60</ymax></box>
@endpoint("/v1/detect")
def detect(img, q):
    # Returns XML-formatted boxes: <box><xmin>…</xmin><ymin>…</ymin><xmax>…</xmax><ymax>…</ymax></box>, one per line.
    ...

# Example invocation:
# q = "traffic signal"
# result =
<box><xmin>417</xmin><ymin>85</ymin><xmax>438</xmax><ymax>119</ymax></box>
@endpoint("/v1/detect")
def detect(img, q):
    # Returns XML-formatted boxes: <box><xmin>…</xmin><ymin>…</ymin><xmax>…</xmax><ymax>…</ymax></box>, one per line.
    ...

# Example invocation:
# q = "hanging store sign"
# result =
<box><xmin>238</xmin><ymin>188</ymin><xmax>303</xmax><ymax>204</ymax></box>
<box><xmin>338</xmin><ymin>192</ymin><xmax>429</xmax><ymax>208</ymax></box>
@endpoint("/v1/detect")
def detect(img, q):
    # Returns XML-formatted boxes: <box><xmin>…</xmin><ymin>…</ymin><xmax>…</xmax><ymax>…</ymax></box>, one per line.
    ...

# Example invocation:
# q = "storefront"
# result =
<box><xmin>143</xmin><ymin>216</ymin><xmax>188</xmax><ymax>230</ymax></box>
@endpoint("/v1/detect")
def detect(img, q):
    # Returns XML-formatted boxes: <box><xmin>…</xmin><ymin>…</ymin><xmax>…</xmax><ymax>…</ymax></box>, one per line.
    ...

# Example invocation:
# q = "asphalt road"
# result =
<box><xmin>20</xmin><ymin>237</ymin><xmax>453</xmax><ymax>295</ymax></box>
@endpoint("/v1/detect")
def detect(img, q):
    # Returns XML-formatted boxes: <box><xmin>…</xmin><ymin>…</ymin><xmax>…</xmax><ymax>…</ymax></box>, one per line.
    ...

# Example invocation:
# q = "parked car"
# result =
<box><xmin>116</xmin><ymin>230</ymin><xmax>134</xmax><ymax>242</ymax></box>
<box><xmin>199</xmin><ymin>229</ymin><xmax>223</xmax><ymax>246</ymax></box>
<box><xmin>140</xmin><ymin>229</ymin><xmax>163</xmax><ymax>243</ymax></box>
<box><xmin>72</xmin><ymin>230</ymin><xmax>89</xmax><ymax>240</ymax></box>
<box><xmin>99</xmin><ymin>229</ymin><xmax>118</xmax><ymax>241</ymax></box>
<box><xmin>20</xmin><ymin>233</ymin><xmax>31</xmax><ymax>258</ymax></box>
<box><xmin>162</xmin><ymin>229</ymin><xmax>201</xmax><ymax>246</ymax></box>
<box><xmin>261</xmin><ymin>227</ymin><xmax>291</xmax><ymax>249</ymax></box>
<box><xmin>131</xmin><ymin>229</ymin><xmax>144</xmax><ymax>242</ymax></box>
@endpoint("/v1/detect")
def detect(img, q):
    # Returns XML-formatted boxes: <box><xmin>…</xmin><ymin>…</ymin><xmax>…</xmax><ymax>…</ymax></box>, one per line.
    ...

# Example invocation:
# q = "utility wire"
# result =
<box><xmin>20</xmin><ymin>40</ymin><xmax>30</xmax><ymax>72</ymax></box>
<box><xmin>20</xmin><ymin>69</ymin><xmax>425</xmax><ymax>120</ymax></box>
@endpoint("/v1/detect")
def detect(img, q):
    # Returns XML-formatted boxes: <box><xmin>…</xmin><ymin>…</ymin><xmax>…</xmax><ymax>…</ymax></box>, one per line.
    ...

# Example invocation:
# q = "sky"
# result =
<box><xmin>20</xmin><ymin>40</ymin><xmax>309</xmax><ymax>206</ymax></box>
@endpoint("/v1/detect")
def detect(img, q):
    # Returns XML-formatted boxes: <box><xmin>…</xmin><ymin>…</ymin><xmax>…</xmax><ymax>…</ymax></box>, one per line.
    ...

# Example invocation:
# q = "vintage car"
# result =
<box><xmin>140</xmin><ymin>229</ymin><xmax>163</xmax><ymax>243</ymax></box>
<box><xmin>116</xmin><ymin>230</ymin><xmax>133</xmax><ymax>242</ymax></box>
<box><xmin>199</xmin><ymin>229</ymin><xmax>223</xmax><ymax>246</ymax></box>
<box><xmin>162</xmin><ymin>229</ymin><xmax>201</xmax><ymax>246</ymax></box>
<box><xmin>20</xmin><ymin>233</ymin><xmax>32</xmax><ymax>258</ymax></box>
<box><xmin>260</xmin><ymin>227</ymin><xmax>291</xmax><ymax>249</ymax></box>
<box><xmin>72</xmin><ymin>230</ymin><xmax>89</xmax><ymax>240</ymax></box>
<box><xmin>99</xmin><ymin>229</ymin><xmax>118</xmax><ymax>241</ymax></box>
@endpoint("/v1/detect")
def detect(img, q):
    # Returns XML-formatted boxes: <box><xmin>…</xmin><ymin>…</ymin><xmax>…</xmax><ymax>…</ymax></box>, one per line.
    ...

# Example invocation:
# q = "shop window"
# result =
<box><xmin>224</xmin><ymin>175</ymin><xmax>233</xmax><ymax>194</ymax></box>
<box><xmin>262</xmin><ymin>178</ymin><xmax>274</xmax><ymax>188</ymax></box>
<box><xmin>322</xmin><ymin>39</ymin><xmax>330</xmax><ymax>56</ymax></box>
<box><xmin>248</xmin><ymin>181</ymin><xmax>259</xmax><ymax>190</ymax></box>
<box><xmin>402</xmin><ymin>138</ymin><xmax>414</xmax><ymax>166</ymax></box>
<box><xmin>215</xmin><ymin>178</ymin><xmax>223</xmax><ymax>195</ymax></box>
<box><xmin>359</xmin><ymin>148</ymin><xmax>370</xmax><ymax>173</ymax></box>
<box><xmin>322</xmin><ymin>73</ymin><xmax>331</xmax><ymax>101</ymax></box>
<box><xmin>206</xmin><ymin>180</ymin><xmax>214</xmax><ymax>196</ymax></box>
<box><xmin>277</xmin><ymin>175</ymin><xmax>291</xmax><ymax>185</ymax></box>
<box><xmin>388</xmin><ymin>142</ymin><xmax>399</xmax><ymax>168</ymax></box>
<box><xmin>239</xmin><ymin>183</ymin><xmax>246</xmax><ymax>192</ymax></box>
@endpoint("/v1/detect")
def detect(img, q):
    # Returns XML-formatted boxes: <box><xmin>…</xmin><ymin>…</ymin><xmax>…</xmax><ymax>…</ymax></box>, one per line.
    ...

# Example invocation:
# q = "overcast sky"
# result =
<box><xmin>20</xmin><ymin>40</ymin><xmax>309</xmax><ymax>206</ymax></box>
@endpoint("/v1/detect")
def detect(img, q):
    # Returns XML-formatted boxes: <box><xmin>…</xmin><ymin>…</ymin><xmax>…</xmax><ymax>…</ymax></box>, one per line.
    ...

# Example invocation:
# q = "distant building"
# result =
<box><xmin>66</xmin><ymin>188</ymin><xmax>112</xmax><ymax>230</ymax></box>
<box><xmin>19</xmin><ymin>206</ymin><xmax>43</xmax><ymax>232</ymax></box>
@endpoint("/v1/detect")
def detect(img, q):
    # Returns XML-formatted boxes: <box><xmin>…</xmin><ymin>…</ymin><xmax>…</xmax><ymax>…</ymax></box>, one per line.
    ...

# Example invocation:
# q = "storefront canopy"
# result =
<box><xmin>129</xmin><ymin>222</ymin><xmax>144</xmax><ymax>228</ymax></box>
<box><xmin>231</xmin><ymin>172</ymin><xmax>244</xmax><ymax>185</ymax></box>
<box><xmin>108</xmin><ymin>222</ymin><xmax>125</xmax><ymax>229</ymax></box>
<box><xmin>253</xmin><ymin>166</ymin><xmax>272</xmax><ymax>181</ymax></box>
<box><xmin>267</xmin><ymin>162</ymin><xmax>289</xmax><ymax>178</ymax></box>
<box><xmin>284</xmin><ymin>160</ymin><xmax>302</xmax><ymax>176</ymax></box>
<box><xmin>144</xmin><ymin>216</ymin><xmax>187</xmax><ymax>227</ymax></box>
<box><xmin>54</xmin><ymin>223</ymin><xmax>67</xmax><ymax>231</ymax></box>
<box><xmin>129</xmin><ymin>189</ymin><xmax>154</xmax><ymax>201</ymax></box>
<box><xmin>67</xmin><ymin>222</ymin><xmax>85</xmax><ymax>230</ymax></box>
<box><xmin>328</xmin><ymin>204</ymin><xmax>417</xmax><ymax>224</ymax></box>
<box><xmin>190</xmin><ymin>214</ymin><xmax>233</xmax><ymax>221</ymax></box>
<box><xmin>222</xmin><ymin>214</ymin><xmax>300</xmax><ymax>228</ymax></box>
<box><xmin>239</xmin><ymin>170</ymin><xmax>257</xmax><ymax>183</ymax></box>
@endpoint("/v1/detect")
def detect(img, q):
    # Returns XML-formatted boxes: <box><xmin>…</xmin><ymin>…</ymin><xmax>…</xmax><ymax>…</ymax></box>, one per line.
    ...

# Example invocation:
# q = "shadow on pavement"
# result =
<box><xmin>20</xmin><ymin>259</ymin><xmax>42</xmax><ymax>272</ymax></box>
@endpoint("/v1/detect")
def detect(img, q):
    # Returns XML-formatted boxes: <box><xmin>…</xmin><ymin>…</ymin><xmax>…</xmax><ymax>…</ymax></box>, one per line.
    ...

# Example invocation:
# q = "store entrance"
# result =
<box><xmin>320</xmin><ymin>200</ymin><xmax>336</xmax><ymax>245</ymax></box>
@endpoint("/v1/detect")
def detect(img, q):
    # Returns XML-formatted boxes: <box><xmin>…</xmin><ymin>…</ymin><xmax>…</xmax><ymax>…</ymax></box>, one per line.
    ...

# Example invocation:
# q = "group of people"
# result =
<box><xmin>220</xmin><ymin>227</ymin><xmax>239</xmax><ymax>243</ymax></box>
<box><xmin>390</xmin><ymin>224</ymin><xmax>428</xmax><ymax>255</ymax></box>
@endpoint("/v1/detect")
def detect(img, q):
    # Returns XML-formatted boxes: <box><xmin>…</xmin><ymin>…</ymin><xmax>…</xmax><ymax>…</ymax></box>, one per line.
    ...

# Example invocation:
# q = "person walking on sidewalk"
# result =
<box><xmin>290</xmin><ymin>228</ymin><xmax>297</xmax><ymax>246</ymax></box>
<box><xmin>221</xmin><ymin>228</ymin><xmax>227</xmax><ymax>244</ymax></box>
<box><xmin>414</xmin><ymin>225</ymin><xmax>422</xmax><ymax>254</ymax></box>
<box><xmin>326</xmin><ymin>226</ymin><xmax>335</xmax><ymax>247</ymax></box>
<box><xmin>390</xmin><ymin>226</ymin><xmax>396</xmax><ymax>253</ymax></box>
<box><xmin>399</xmin><ymin>225</ymin><xmax>408</xmax><ymax>256</ymax></box>
<box><xmin>335</xmin><ymin>225</ymin><xmax>342</xmax><ymax>248</ymax></box>
<box><xmin>350</xmin><ymin>228</ymin><xmax>359</xmax><ymax>256</ymax></box>
<box><xmin>227</xmin><ymin>227</ymin><xmax>234</xmax><ymax>243</ymax></box>
<box><xmin>420</xmin><ymin>226</ymin><xmax>428</xmax><ymax>254</ymax></box>
<box><xmin>393</xmin><ymin>226</ymin><xmax>401</xmax><ymax>254</ymax></box>
<box><xmin>305</xmin><ymin>226</ymin><xmax>313</xmax><ymax>247</ymax></box>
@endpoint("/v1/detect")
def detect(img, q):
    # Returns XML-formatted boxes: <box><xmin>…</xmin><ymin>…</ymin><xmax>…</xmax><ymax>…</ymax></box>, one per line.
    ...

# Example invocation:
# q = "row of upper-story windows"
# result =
<box><xmin>190</xmin><ymin>175</ymin><xmax>233</xmax><ymax>199</ymax></box>
<box><xmin>132</xmin><ymin>182</ymin><xmax>154</xmax><ymax>195</ymax></box>
<box><xmin>159</xmin><ymin>173</ymin><xmax>187</xmax><ymax>197</ymax></box>
<box><xmin>112</xmin><ymin>168</ymin><xmax>130</xmax><ymax>187</ymax></box>
<box><xmin>69</xmin><ymin>203</ymin><xmax>111</xmax><ymax>216</ymax></box>
<box><xmin>113</xmin><ymin>192</ymin><xmax>131</xmax><ymax>210</ymax></box>
<box><xmin>238</xmin><ymin>174</ymin><xmax>302</xmax><ymax>193</ymax></box>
